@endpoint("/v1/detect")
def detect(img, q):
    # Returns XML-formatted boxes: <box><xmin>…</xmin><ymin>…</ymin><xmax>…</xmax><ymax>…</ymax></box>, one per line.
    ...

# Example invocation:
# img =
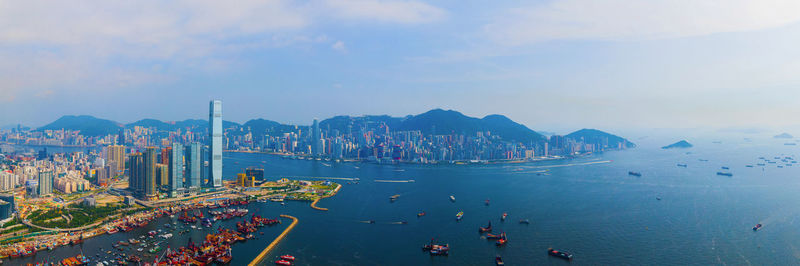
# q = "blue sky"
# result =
<box><xmin>3</xmin><ymin>0</ymin><xmax>800</xmax><ymax>133</ymax></box>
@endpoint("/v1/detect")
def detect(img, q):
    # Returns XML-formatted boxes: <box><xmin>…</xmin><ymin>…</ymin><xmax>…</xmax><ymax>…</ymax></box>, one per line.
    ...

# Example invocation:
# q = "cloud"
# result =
<box><xmin>323</xmin><ymin>0</ymin><xmax>446</xmax><ymax>24</ymax></box>
<box><xmin>485</xmin><ymin>0</ymin><xmax>800</xmax><ymax>45</ymax></box>
<box><xmin>331</xmin><ymin>40</ymin><xmax>347</xmax><ymax>53</ymax></box>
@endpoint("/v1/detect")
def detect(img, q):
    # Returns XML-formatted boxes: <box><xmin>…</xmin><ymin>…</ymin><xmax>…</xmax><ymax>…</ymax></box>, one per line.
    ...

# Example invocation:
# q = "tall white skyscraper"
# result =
<box><xmin>209</xmin><ymin>100</ymin><xmax>223</xmax><ymax>188</ymax></box>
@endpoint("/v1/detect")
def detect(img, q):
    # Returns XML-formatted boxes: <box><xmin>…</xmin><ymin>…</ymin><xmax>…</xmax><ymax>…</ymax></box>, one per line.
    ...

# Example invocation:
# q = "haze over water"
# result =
<box><xmin>13</xmin><ymin>133</ymin><xmax>800</xmax><ymax>265</ymax></box>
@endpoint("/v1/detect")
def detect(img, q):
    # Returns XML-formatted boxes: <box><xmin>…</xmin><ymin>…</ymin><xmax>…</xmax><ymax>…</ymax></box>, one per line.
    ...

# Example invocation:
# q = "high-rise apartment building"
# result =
<box><xmin>106</xmin><ymin>145</ymin><xmax>126</xmax><ymax>175</ymax></box>
<box><xmin>184</xmin><ymin>142</ymin><xmax>201</xmax><ymax>192</ymax></box>
<box><xmin>128</xmin><ymin>152</ymin><xmax>143</xmax><ymax>196</ymax></box>
<box><xmin>169</xmin><ymin>142</ymin><xmax>184</xmax><ymax>197</ymax></box>
<box><xmin>37</xmin><ymin>171</ymin><xmax>53</xmax><ymax>196</ymax></box>
<box><xmin>209</xmin><ymin>100</ymin><xmax>222</xmax><ymax>188</ymax></box>
<box><xmin>144</xmin><ymin>147</ymin><xmax>159</xmax><ymax>200</ymax></box>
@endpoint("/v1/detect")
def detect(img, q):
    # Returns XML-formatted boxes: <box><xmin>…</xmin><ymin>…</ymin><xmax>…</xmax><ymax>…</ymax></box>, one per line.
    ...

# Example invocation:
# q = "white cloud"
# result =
<box><xmin>323</xmin><ymin>0</ymin><xmax>446</xmax><ymax>24</ymax></box>
<box><xmin>485</xmin><ymin>0</ymin><xmax>800</xmax><ymax>45</ymax></box>
<box><xmin>331</xmin><ymin>40</ymin><xmax>347</xmax><ymax>52</ymax></box>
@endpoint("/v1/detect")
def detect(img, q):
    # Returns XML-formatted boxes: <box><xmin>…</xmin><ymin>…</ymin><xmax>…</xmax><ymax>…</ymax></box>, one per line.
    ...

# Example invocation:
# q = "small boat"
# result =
<box><xmin>519</xmin><ymin>219</ymin><xmax>530</xmax><ymax>224</ymax></box>
<box><xmin>429</xmin><ymin>244</ymin><xmax>449</xmax><ymax>256</ymax></box>
<box><xmin>479</xmin><ymin>221</ymin><xmax>492</xmax><ymax>233</ymax></box>
<box><xmin>279</xmin><ymin>255</ymin><xmax>295</xmax><ymax>261</ymax></box>
<box><xmin>716</xmin><ymin>172</ymin><xmax>733</xmax><ymax>177</ymax></box>
<box><xmin>486</xmin><ymin>233</ymin><xmax>502</xmax><ymax>240</ymax></box>
<box><xmin>450</xmin><ymin>195</ymin><xmax>456</xmax><ymax>202</ymax></box>
<box><xmin>495</xmin><ymin>256</ymin><xmax>505</xmax><ymax>266</ymax></box>
<box><xmin>628</xmin><ymin>171</ymin><xmax>642</xmax><ymax>177</ymax></box>
<box><xmin>677</xmin><ymin>164</ymin><xmax>687</xmax><ymax>167</ymax></box>
<box><xmin>456</xmin><ymin>211</ymin><xmax>464</xmax><ymax>221</ymax></box>
<box><xmin>721</xmin><ymin>166</ymin><xmax>729</xmax><ymax>170</ymax></box>
<box><xmin>501</xmin><ymin>212</ymin><xmax>507</xmax><ymax>221</ymax></box>
<box><xmin>485</xmin><ymin>199</ymin><xmax>490</xmax><ymax>206</ymax></box>
<box><xmin>417</xmin><ymin>211</ymin><xmax>426</xmax><ymax>217</ymax></box>
<box><xmin>390</xmin><ymin>194</ymin><xmax>400</xmax><ymax>202</ymax></box>
<box><xmin>656</xmin><ymin>197</ymin><xmax>661</xmax><ymax>201</ymax></box>
<box><xmin>275</xmin><ymin>260</ymin><xmax>292</xmax><ymax>265</ymax></box>
<box><xmin>548</xmin><ymin>248</ymin><xmax>573</xmax><ymax>260</ymax></box>
<box><xmin>745</xmin><ymin>165</ymin><xmax>754</xmax><ymax>168</ymax></box>
<box><xmin>753</xmin><ymin>223</ymin><xmax>762</xmax><ymax>231</ymax></box>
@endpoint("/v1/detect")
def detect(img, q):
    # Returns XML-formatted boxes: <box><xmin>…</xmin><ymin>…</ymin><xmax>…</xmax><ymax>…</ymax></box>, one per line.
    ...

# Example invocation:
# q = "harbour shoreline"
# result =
<box><xmin>249</xmin><ymin>214</ymin><xmax>299</xmax><ymax>266</ymax></box>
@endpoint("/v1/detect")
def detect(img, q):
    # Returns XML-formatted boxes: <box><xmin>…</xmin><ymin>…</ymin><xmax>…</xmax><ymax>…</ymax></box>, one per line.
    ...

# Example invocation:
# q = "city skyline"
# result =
<box><xmin>4</xmin><ymin>1</ymin><xmax>800</xmax><ymax>131</ymax></box>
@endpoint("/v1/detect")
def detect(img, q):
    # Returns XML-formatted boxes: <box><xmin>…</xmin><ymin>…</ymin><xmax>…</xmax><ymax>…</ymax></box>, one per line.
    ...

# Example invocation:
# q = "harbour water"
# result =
<box><xmin>11</xmin><ymin>134</ymin><xmax>800</xmax><ymax>265</ymax></box>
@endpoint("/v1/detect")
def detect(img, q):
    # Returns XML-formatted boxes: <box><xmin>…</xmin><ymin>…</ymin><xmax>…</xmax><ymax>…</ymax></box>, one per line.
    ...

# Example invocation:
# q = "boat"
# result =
<box><xmin>456</xmin><ymin>211</ymin><xmax>464</xmax><ymax>221</ymax></box>
<box><xmin>449</xmin><ymin>195</ymin><xmax>456</xmax><ymax>202</ymax></box>
<box><xmin>495</xmin><ymin>256</ymin><xmax>504</xmax><ymax>266</ymax></box>
<box><xmin>548</xmin><ymin>248</ymin><xmax>573</xmax><ymax>260</ymax></box>
<box><xmin>390</xmin><ymin>194</ymin><xmax>400</xmax><ymax>202</ymax></box>
<box><xmin>429</xmin><ymin>244</ymin><xmax>449</xmax><ymax>256</ymax></box>
<box><xmin>479</xmin><ymin>221</ymin><xmax>492</xmax><ymax>233</ymax></box>
<box><xmin>519</xmin><ymin>219</ymin><xmax>530</xmax><ymax>224</ymax></box>
<box><xmin>677</xmin><ymin>164</ymin><xmax>687</xmax><ymax>167</ymax></box>
<box><xmin>721</xmin><ymin>166</ymin><xmax>729</xmax><ymax>169</ymax></box>
<box><xmin>501</xmin><ymin>212</ymin><xmax>507</xmax><ymax>221</ymax></box>
<box><xmin>753</xmin><ymin>223</ymin><xmax>762</xmax><ymax>231</ymax></box>
<box><xmin>485</xmin><ymin>199</ymin><xmax>490</xmax><ymax>206</ymax></box>
<box><xmin>417</xmin><ymin>211</ymin><xmax>426</xmax><ymax>217</ymax></box>
<box><xmin>628</xmin><ymin>171</ymin><xmax>641</xmax><ymax>177</ymax></box>
<box><xmin>716</xmin><ymin>172</ymin><xmax>733</xmax><ymax>177</ymax></box>
<box><xmin>279</xmin><ymin>255</ymin><xmax>295</xmax><ymax>261</ymax></box>
<box><xmin>486</xmin><ymin>233</ymin><xmax>502</xmax><ymax>240</ymax></box>
<box><xmin>275</xmin><ymin>260</ymin><xmax>292</xmax><ymax>265</ymax></box>
<box><xmin>495</xmin><ymin>232</ymin><xmax>507</xmax><ymax>246</ymax></box>
<box><xmin>746</xmin><ymin>165</ymin><xmax>754</xmax><ymax>167</ymax></box>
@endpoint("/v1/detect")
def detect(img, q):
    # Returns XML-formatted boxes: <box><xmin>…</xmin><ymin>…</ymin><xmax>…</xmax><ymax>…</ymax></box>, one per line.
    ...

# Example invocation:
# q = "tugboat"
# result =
<box><xmin>548</xmin><ymin>248</ymin><xmax>573</xmax><ymax>260</ymax></box>
<box><xmin>753</xmin><ymin>223</ymin><xmax>762</xmax><ymax>231</ymax></box>
<box><xmin>417</xmin><ymin>211</ymin><xmax>426</xmax><ymax>217</ymax></box>
<box><xmin>495</xmin><ymin>256</ymin><xmax>504</xmax><ymax>266</ymax></box>
<box><xmin>479</xmin><ymin>221</ymin><xmax>492</xmax><ymax>233</ymax></box>
<box><xmin>628</xmin><ymin>171</ymin><xmax>642</xmax><ymax>177</ymax></box>
<box><xmin>456</xmin><ymin>211</ymin><xmax>464</xmax><ymax>221</ymax></box>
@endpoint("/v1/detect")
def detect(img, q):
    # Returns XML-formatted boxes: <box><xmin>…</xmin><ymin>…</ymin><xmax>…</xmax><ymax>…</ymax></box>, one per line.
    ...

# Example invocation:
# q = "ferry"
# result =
<box><xmin>449</xmin><ymin>195</ymin><xmax>456</xmax><ymax>202</ymax></box>
<box><xmin>716</xmin><ymin>172</ymin><xmax>733</xmax><ymax>177</ymax></box>
<box><xmin>753</xmin><ymin>223</ymin><xmax>762</xmax><ymax>231</ymax></box>
<box><xmin>548</xmin><ymin>248</ymin><xmax>573</xmax><ymax>260</ymax></box>
<box><xmin>628</xmin><ymin>171</ymin><xmax>642</xmax><ymax>177</ymax></box>
<box><xmin>456</xmin><ymin>211</ymin><xmax>464</xmax><ymax>221</ymax></box>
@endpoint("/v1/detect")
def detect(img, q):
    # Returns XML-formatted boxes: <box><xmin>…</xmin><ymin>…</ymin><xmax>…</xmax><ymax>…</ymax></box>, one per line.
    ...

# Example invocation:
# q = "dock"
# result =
<box><xmin>248</xmin><ymin>214</ymin><xmax>299</xmax><ymax>266</ymax></box>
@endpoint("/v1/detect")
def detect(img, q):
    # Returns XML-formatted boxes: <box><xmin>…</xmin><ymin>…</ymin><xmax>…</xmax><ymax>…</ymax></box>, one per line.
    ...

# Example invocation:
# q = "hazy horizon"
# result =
<box><xmin>3</xmin><ymin>1</ymin><xmax>800</xmax><ymax>132</ymax></box>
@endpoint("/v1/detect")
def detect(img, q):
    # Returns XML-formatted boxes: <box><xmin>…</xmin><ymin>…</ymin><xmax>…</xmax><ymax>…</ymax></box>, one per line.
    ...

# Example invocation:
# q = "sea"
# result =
<box><xmin>10</xmin><ymin>133</ymin><xmax>800</xmax><ymax>265</ymax></box>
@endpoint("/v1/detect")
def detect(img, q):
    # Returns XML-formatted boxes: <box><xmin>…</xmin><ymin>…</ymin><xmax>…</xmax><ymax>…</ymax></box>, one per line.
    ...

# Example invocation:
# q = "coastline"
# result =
<box><xmin>309</xmin><ymin>184</ymin><xmax>341</xmax><ymax>211</ymax></box>
<box><xmin>249</xmin><ymin>214</ymin><xmax>299</xmax><ymax>266</ymax></box>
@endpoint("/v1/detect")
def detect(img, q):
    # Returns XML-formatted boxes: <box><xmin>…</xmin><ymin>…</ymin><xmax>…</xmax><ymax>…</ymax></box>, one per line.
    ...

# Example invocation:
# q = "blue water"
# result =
<box><xmin>12</xmin><ymin>135</ymin><xmax>800</xmax><ymax>265</ymax></box>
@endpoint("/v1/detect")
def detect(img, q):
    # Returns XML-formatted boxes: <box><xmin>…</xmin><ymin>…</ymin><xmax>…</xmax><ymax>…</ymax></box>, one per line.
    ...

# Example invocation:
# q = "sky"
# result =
<box><xmin>3</xmin><ymin>0</ymin><xmax>800</xmax><ymax>133</ymax></box>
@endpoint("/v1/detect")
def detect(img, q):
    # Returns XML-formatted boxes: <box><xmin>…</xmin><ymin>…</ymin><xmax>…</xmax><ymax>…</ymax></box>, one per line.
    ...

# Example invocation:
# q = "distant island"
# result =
<box><xmin>774</xmin><ymin>133</ymin><xmax>793</xmax><ymax>139</ymax></box>
<box><xmin>662</xmin><ymin>140</ymin><xmax>693</xmax><ymax>149</ymax></box>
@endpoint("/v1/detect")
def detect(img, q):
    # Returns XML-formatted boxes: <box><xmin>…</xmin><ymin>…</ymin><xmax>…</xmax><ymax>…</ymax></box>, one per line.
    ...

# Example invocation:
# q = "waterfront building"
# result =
<box><xmin>169</xmin><ymin>142</ymin><xmax>184</xmax><ymax>197</ymax></box>
<box><xmin>209</xmin><ymin>100</ymin><xmax>223</xmax><ymax>188</ymax></box>
<box><xmin>38</xmin><ymin>170</ymin><xmax>53</xmax><ymax>196</ymax></box>
<box><xmin>184</xmin><ymin>142</ymin><xmax>202</xmax><ymax>193</ymax></box>
<box><xmin>245</xmin><ymin>168</ymin><xmax>264</xmax><ymax>181</ymax></box>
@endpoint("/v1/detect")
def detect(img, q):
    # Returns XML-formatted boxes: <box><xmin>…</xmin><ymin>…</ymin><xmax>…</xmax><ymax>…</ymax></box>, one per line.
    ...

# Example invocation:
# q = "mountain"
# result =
<box><xmin>320</xmin><ymin>109</ymin><xmax>545</xmax><ymax>143</ymax></box>
<box><xmin>774</xmin><ymin>133</ymin><xmax>793</xmax><ymax>139</ymax></box>
<box><xmin>565</xmin><ymin>129</ymin><xmax>636</xmax><ymax>148</ymax></box>
<box><xmin>240</xmin><ymin>119</ymin><xmax>296</xmax><ymax>135</ymax></box>
<box><xmin>662</xmin><ymin>140</ymin><xmax>693</xmax><ymax>149</ymax></box>
<box><xmin>37</xmin><ymin>115</ymin><xmax>122</xmax><ymax>137</ymax></box>
<box><xmin>126</xmin><ymin>119</ymin><xmax>240</xmax><ymax>132</ymax></box>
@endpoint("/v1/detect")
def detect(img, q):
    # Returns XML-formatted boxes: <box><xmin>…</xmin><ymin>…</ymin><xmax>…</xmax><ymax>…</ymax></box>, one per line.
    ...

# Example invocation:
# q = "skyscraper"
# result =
<box><xmin>184</xmin><ymin>142</ymin><xmax>201</xmax><ymax>192</ymax></box>
<box><xmin>312</xmin><ymin>118</ymin><xmax>321</xmax><ymax>156</ymax></box>
<box><xmin>106</xmin><ymin>145</ymin><xmax>126</xmax><ymax>176</ymax></box>
<box><xmin>144</xmin><ymin>147</ymin><xmax>159</xmax><ymax>200</ymax></box>
<box><xmin>209</xmin><ymin>100</ymin><xmax>223</xmax><ymax>188</ymax></box>
<box><xmin>169</xmin><ymin>142</ymin><xmax>184</xmax><ymax>197</ymax></box>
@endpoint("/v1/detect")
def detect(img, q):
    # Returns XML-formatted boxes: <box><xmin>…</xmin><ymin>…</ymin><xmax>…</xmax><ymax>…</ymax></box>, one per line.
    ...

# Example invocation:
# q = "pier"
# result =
<box><xmin>249</xmin><ymin>214</ymin><xmax>299</xmax><ymax>266</ymax></box>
